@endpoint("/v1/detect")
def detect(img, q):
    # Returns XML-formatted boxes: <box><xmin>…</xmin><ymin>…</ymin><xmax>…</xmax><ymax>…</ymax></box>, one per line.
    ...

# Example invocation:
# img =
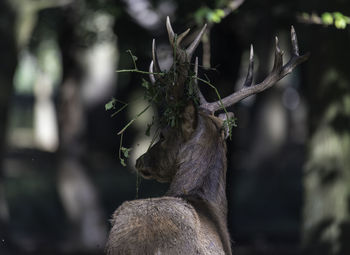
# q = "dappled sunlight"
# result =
<box><xmin>309</xmin><ymin>127</ymin><xmax>348</xmax><ymax>166</ymax></box>
<box><xmin>123</xmin><ymin>0</ymin><xmax>176</xmax><ymax>30</ymax></box>
<box><xmin>1</xmin><ymin>0</ymin><xmax>350</xmax><ymax>254</ymax></box>
<box><xmin>303</xmin><ymin>125</ymin><xmax>349</xmax><ymax>254</ymax></box>
<box><xmin>127</xmin><ymin>90</ymin><xmax>156</xmax><ymax>131</ymax></box>
<box><xmin>265</xmin><ymin>98</ymin><xmax>288</xmax><ymax>146</ymax></box>
<box><xmin>82</xmin><ymin>42</ymin><xmax>118</xmax><ymax>106</ymax></box>
<box><xmin>33</xmin><ymin>73</ymin><xmax>59</xmax><ymax>152</ymax></box>
<box><xmin>57</xmin><ymin>159</ymin><xmax>107</xmax><ymax>249</ymax></box>
<box><xmin>306</xmin><ymin>94</ymin><xmax>350</xmax><ymax>168</ymax></box>
<box><xmin>81</xmin><ymin>12</ymin><xmax>118</xmax><ymax>107</ymax></box>
<box><xmin>33</xmin><ymin>40</ymin><xmax>61</xmax><ymax>151</ymax></box>
<box><xmin>13</xmin><ymin>51</ymin><xmax>36</xmax><ymax>94</ymax></box>
<box><xmin>125</xmin><ymin>90</ymin><xmax>158</xmax><ymax>171</ymax></box>
<box><xmin>9</xmin><ymin>40</ymin><xmax>62</xmax><ymax>151</ymax></box>
<box><xmin>124</xmin><ymin>0</ymin><xmax>160</xmax><ymax>28</ymax></box>
<box><xmin>242</xmin><ymin>94</ymin><xmax>288</xmax><ymax>170</ymax></box>
<box><xmin>303</xmin><ymin>87</ymin><xmax>350</xmax><ymax>253</ymax></box>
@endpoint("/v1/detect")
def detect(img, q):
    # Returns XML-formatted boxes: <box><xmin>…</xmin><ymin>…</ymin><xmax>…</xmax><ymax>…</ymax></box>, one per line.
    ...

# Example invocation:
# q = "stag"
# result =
<box><xmin>106</xmin><ymin>17</ymin><xmax>309</xmax><ymax>255</ymax></box>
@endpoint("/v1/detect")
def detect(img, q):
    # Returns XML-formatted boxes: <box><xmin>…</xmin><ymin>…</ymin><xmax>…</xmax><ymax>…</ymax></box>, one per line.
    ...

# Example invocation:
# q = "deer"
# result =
<box><xmin>106</xmin><ymin>17</ymin><xmax>309</xmax><ymax>255</ymax></box>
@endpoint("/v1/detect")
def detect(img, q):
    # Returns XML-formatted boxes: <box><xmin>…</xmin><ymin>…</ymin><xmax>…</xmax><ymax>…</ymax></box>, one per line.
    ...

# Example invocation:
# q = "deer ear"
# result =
<box><xmin>181</xmin><ymin>103</ymin><xmax>197</xmax><ymax>140</ymax></box>
<box><xmin>218</xmin><ymin>112</ymin><xmax>234</xmax><ymax>139</ymax></box>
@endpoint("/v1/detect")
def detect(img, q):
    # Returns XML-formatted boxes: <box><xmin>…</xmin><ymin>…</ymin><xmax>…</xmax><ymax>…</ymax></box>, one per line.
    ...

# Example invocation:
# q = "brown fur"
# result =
<box><xmin>106</xmin><ymin>197</ymin><xmax>224</xmax><ymax>255</ymax></box>
<box><xmin>106</xmin><ymin>18</ymin><xmax>309</xmax><ymax>255</ymax></box>
<box><xmin>106</xmin><ymin>106</ymin><xmax>232</xmax><ymax>254</ymax></box>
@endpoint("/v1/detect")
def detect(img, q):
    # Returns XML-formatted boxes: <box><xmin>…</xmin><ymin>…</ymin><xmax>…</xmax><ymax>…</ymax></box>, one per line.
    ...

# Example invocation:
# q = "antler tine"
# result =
<box><xmin>166</xmin><ymin>16</ymin><xmax>191</xmax><ymax>47</ymax></box>
<box><xmin>281</xmin><ymin>26</ymin><xmax>310</xmax><ymax>76</ymax></box>
<box><xmin>243</xmin><ymin>44</ymin><xmax>254</xmax><ymax>87</ymax></box>
<box><xmin>290</xmin><ymin>26</ymin><xmax>299</xmax><ymax>56</ymax></box>
<box><xmin>200</xmin><ymin>27</ymin><xmax>309</xmax><ymax>113</ymax></box>
<box><xmin>166</xmin><ymin>17</ymin><xmax>206</xmax><ymax>62</ymax></box>
<box><xmin>177</xmin><ymin>28</ymin><xmax>190</xmax><ymax>46</ymax></box>
<box><xmin>152</xmin><ymin>39</ymin><xmax>161</xmax><ymax>73</ymax></box>
<box><xmin>149</xmin><ymin>61</ymin><xmax>156</xmax><ymax>84</ymax></box>
<box><xmin>272</xmin><ymin>36</ymin><xmax>284</xmax><ymax>73</ymax></box>
<box><xmin>186</xmin><ymin>24</ymin><xmax>207</xmax><ymax>61</ymax></box>
<box><xmin>166</xmin><ymin>16</ymin><xmax>176</xmax><ymax>46</ymax></box>
<box><xmin>194</xmin><ymin>57</ymin><xmax>207</xmax><ymax>104</ymax></box>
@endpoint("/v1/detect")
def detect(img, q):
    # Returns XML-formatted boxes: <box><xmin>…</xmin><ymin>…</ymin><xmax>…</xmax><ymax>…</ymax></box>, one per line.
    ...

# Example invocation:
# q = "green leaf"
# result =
<box><xmin>344</xmin><ymin>16</ymin><xmax>350</xmax><ymax>23</ymax></box>
<box><xmin>301</xmin><ymin>12</ymin><xmax>310</xmax><ymax>19</ymax></box>
<box><xmin>142</xmin><ymin>79</ymin><xmax>150</xmax><ymax>89</ymax></box>
<box><xmin>335</xmin><ymin>18</ymin><xmax>347</xmax><ymax>29</ymax></box>
<box><xmin>120</xmin><ymin>158</ymin><xmax>127</xmax><ymax>167</ymax></box>
<box><xmin>105</xmin><ymin>99</ymin><xmax>115</xmax><ymax>111</ymax></box>
<box><xmin>332</xmin><ymin>12</ymin><xmax>349</xmax><ymax>29</ymax></box>
<box><xmin>321</xmin><ymin>12</ymin><xmax>333</xmax><ymax>25</ymax></box>
<box><xmin>121</xmin><ymin>147</ymin><xmax>132</xmax><ymax>158</ymax></box>
<box><xmin>222</xmin><ymin>116</ymin><xmax>238</xmax><ymax>140</ymax></box>
<box><xmin>126</xmin><ymin>49</ymin><xmax>138</xmax><ymax>69</ymax></box>
<box><xmin>206</xmin><ymin>8</ymin><xmax>225</xmax><ymax>23</ymax></box>
<box><xmin>333</xmin><ymin>12</ymin><xmax>344</xmax><ymax>19</ymax></box>
<box><xmin>215</xmin><ymin>9</ymin><xmax>225</xmax><ymax>18</ymax></box>
<box><xmin>207</xmin><ymin>12</ymin><xmax>220</xmax><ymax>23</ymax></box>
<box><xmin>194</xmin><ymin>7</ymin><xmax>211</xmax><ymax>24</ymax></box>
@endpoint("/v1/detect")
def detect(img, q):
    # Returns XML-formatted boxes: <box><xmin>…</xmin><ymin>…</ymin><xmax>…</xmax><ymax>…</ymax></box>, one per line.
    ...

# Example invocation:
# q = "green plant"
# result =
<box><xmin>105</xmin><ymin>50</ymin><xmax>236</xmax><ymax>166</ymax></box>
<box><xmin>299</xmin><ymin>12</ymin><xmax>350</xmax><ymax>29</ymax></box>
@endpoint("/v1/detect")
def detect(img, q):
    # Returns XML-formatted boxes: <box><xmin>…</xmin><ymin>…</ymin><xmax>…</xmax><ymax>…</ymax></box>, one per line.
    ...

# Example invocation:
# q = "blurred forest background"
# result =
<box><xmin>0</xmin><ymin>0</ymin><xmax>350</xmax><ymax>255</ymax></box>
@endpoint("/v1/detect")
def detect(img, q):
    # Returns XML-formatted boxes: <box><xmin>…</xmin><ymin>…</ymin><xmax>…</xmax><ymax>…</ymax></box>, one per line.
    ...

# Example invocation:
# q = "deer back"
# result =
<box><xmin>106</xmin><ymin>196</ymin><xmax>225</xmax><ymax>255</ymax></box>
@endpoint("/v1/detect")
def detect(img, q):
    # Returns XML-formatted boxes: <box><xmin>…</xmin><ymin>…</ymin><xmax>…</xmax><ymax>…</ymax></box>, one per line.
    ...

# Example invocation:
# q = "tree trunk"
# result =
<box><xmin>302</xmin><ymin>26</ymin><xmax>350</xmax><ymax>255</ymax></box>
<box><xmin>56</xmin><ymin>4</ymin><xmax>108</xmax><ymax>250</ymax></box>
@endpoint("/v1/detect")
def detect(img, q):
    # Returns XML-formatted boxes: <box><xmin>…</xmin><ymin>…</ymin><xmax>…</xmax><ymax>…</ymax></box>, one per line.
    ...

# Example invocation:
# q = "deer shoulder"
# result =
<box><xmin>107</xmin><ymin>196</ymin><xmax>225</xmax><ymax>255</ymax></box>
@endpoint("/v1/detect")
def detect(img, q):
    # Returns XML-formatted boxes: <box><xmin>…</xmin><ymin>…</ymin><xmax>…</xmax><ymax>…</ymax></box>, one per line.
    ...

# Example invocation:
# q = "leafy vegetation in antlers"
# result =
<box><xmin>106</xmin><ymin>17</ymin><xmax>309</xmax><ymax>167</ymax></box>
<box><xmin>106</xmin><ymin>38</ymin><xmax>235</xmax><ymax>166</ymax></box>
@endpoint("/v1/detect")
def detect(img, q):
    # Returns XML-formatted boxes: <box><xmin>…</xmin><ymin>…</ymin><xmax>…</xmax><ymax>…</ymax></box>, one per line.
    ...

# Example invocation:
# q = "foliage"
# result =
<box><xmin>194</xmin><ymin>7</ymin><xmax>225</xmax><ymax>24</ymax></box>
<box><xmin>119</xmin><ymin>142</ymin><xmax>132</xmax><ymax>167</ymax></box>
<box><xmin>105</xmin><ymin>98</ymin><xmax>128</xmax><ymax>117</ymax></box>
<box><xmin>300</xmin><ymin>12</ymin><xmax>350</xmax><ymax>29</ymax></box>
<box><xmin>106</xmin><ymin>49</ymin><xmax>236</xmax><ymax>166</ymax></box>
<box><xmin>323</xmin><ymin>12</ymin><xmax>350</xmax><ymax>29</ymax></box>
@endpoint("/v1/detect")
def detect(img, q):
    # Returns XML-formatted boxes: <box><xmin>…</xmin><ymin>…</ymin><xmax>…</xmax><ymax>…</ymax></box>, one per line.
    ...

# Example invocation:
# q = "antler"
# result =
<box><xmin>199</xmin><ymin>26</ymin><xmax>310</xmax><ymax>113</ymax></box>
<box><xmin>149</xmin><ymin>17</ymin><xmax>207</xmax><ymax>84</ymax></box>
<box><xmin>194</xmin><ymin>57</ymin><xmax>207</xmax><ymax>105</ymax></box>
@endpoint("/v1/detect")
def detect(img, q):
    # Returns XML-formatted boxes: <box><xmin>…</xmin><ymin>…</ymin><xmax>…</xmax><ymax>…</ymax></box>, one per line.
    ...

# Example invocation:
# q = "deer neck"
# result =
<box><xmin>166</xmin><ymin>113</ymin><xmax>231</xmax><ymax>254</ymax></box>
<box><xmin>166</xmin><ymin>113</ymin><xmax>228</xmax><ymax>214</ymax></box>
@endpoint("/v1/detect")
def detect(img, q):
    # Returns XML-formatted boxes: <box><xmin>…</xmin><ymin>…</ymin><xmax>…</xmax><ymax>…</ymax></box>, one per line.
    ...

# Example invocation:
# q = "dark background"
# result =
<box><xmin>1</xmin><ymin>0</ymin><xmax>350</xmax><ymax>254</ymax></box>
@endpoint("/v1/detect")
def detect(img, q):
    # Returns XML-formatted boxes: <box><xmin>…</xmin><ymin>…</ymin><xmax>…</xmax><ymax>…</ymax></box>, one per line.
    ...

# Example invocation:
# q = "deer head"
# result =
<box><xmin>135</xmin><ymin>17</ymin><xmax>309</xmax><ymax>184</ymax></box>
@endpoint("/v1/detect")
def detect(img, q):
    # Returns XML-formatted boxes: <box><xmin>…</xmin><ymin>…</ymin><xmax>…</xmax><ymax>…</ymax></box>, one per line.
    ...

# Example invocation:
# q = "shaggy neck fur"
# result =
<box><xmin>166</xmin><ymin>112</ymin><xmax>231</xmax><ymax>254</ymax></box>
